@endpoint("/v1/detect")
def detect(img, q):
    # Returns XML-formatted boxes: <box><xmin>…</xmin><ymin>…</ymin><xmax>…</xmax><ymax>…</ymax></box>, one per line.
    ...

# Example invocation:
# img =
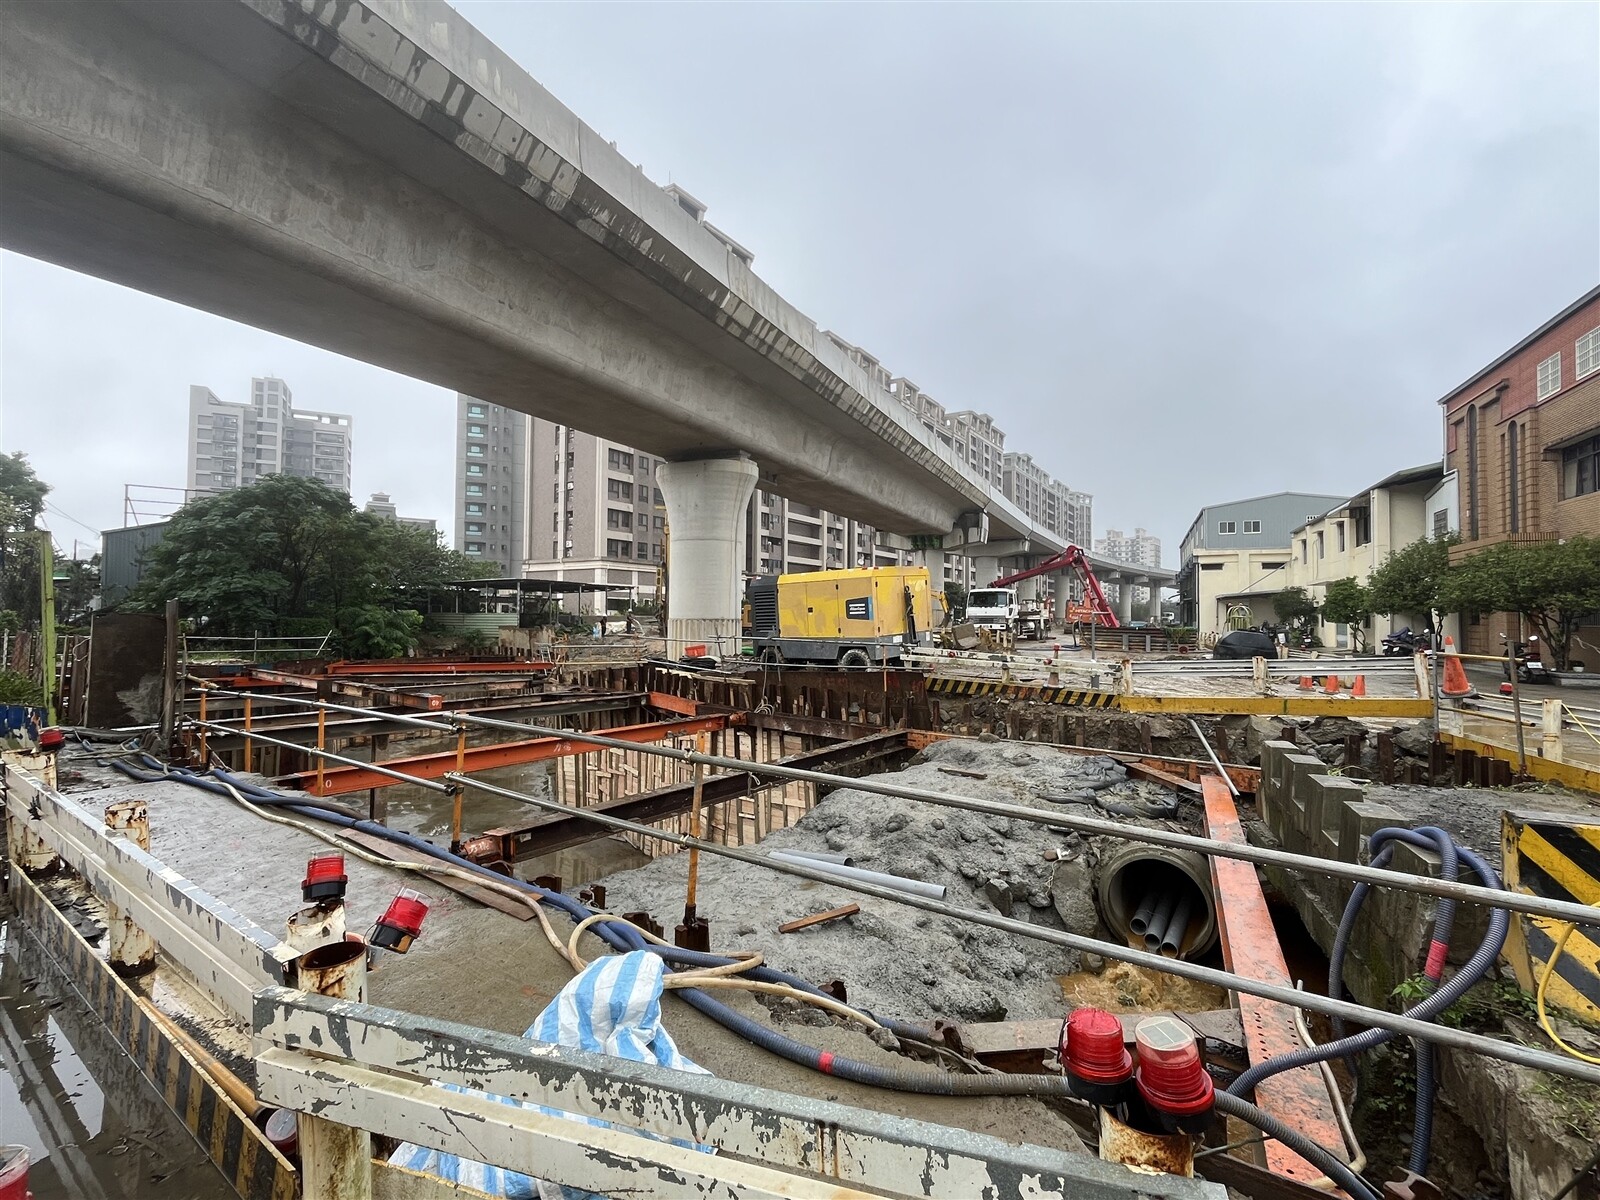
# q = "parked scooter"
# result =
<box><xmin>1382</xmin><ymin>626</ymin><xmax>1433</xmax><ymax>656</ymax></box>
<box><xmin>1500</xmin><ymin>633</ymin><xmax>1551</xmax><ymax>683</ymax></box>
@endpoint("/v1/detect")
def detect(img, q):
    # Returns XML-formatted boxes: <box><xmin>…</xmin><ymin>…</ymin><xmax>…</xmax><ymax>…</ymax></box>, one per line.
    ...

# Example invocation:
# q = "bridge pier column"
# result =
<box><xmin>658</xmin><ymin>456</ymin><xmax>760</xmax><ymax>659</ymax></box>
<box><xmin>1117</xmin><ymin>578</ymin><xmax>1134</xmax><ymax>624</ymax></box>
<box><xmin>973</xmin><ymin>556</ymin><xmax>1000</xmax><ymax>589</ymax></box>
<box><xmin>1052</xmin><ymin>571</ymin><xmax>1073</xmax><ymax>629</ymax></box>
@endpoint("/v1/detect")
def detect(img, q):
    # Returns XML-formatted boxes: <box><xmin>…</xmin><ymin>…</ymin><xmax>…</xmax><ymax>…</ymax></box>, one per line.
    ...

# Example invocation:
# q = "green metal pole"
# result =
<box><xmin>38</xmin><ymin>531</ymin><xmax>56</xmax><ymax>724</ymax></box>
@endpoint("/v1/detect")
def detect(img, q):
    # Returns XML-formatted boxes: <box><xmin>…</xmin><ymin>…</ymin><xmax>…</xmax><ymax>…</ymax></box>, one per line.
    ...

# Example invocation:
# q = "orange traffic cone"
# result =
<box><xmin>1440</xmin><ymin>636</ymin><xmax>1473</xmax><ymax>697</ymax></box>
<box><xmin>1351</xmin><ymin>674</ymin><xmax>1366</xmax><ymax>698</ymax></box>
<box><xmin>1324</xmin><ymin>674</ymin><xmax>1340</xmax><ymax>694</ymax></box>
<box><xmin>1298</xmin><ymin>675</ymin><xmax>1315</xmax><ymax>690</ymax></box>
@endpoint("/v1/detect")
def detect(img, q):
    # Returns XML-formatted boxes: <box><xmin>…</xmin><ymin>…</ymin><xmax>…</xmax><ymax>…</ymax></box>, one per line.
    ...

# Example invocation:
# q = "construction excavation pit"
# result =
<box><xmin>5</xmin><ymin>653</ymin><xmax>1599</xmax><ymax>1200</ymax></box>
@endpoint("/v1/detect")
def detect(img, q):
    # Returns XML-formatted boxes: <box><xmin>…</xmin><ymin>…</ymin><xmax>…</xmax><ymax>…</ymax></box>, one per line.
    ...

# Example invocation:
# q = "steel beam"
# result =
<box><xmin>465</xmin><ymin>731</ymin><xmax>911</xmax><ymax>863</ymax></box>
<box><xmin>1202</xmin><ymin>776</ymin><xmax>1344</xmax><ymax>1184</ymax></box>
<box><xmin>1117</xmin><ymin>696</ymin><xmax>1433</xmax><ymax>717</ymax></box>
<box><xmin>292</xmin><ymin>715</ymin><xmax>732</xmax><ymax>797</ymax></box>
<box><xmin>255</xmin><ymin>987</ymin><xmax>1220</xmax><ymax>1200</ymax></box>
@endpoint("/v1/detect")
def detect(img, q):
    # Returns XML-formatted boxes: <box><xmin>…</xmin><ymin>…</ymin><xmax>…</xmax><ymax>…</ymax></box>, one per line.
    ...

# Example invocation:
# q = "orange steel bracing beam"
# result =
<box><xmin>1202</xmin><ymin>775</ymin><xmax>1347</xmax><ymax>1189</ymax></box>
<box><xmin>291</xmin><ymin>715</ymin><xmax>731</xmax><ymax>797</ymax></box>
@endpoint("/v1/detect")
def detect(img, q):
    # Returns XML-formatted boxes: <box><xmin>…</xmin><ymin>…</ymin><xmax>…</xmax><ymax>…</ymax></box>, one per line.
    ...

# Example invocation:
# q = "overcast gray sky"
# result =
<box><xmin>2</xmin><ymin>1</ymin><xmax>1597</xmax><ymax>564</ymax></box>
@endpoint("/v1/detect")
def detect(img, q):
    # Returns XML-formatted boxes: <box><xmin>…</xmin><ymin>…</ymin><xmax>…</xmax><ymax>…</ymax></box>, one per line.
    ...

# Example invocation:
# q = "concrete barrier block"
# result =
<box><xmin>1337</xmin><ymin>800</ymin><xmax>1407</xmax><ymax>865</ymax></box>
<box><xmin>1306</xmin><ymin>775</ymin><xmax>1366</xmax><ymax>859</ymax></box>
<box><xmin>1284</xmin><ymin>754</ymin><xmax>1329</xmax><ymax>851</ymax></box>
<box><xmin>1259</xmin><ymin>740</ymin><xmax>1299</xmax><ymax>828</ymax></box>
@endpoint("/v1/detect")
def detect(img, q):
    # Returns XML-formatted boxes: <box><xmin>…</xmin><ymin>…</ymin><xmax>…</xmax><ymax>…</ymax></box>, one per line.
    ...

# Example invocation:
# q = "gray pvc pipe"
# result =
<box><xmin>1129</xmin><ymin>891</ymin><xmax>1159</xmax><ymax>936</ymax></box>
<box><xmin>1160</xmin><ymin>893</ymin><xmax>1194</xmax><ymax>958</ymax></box>
<box><xmin>774</xmin><ymin>849</ymin><xmax>853</xmax><ymax>867</ymax></box>
<box><xmin>767</xmin><ymin>851</ymin><xmax>947</xmax><ymax>900</ymax></box>
<box><xmin>1143</xmin><ymin>892</ymin><xmax>1178</xmax><ymax>950</ymax></box>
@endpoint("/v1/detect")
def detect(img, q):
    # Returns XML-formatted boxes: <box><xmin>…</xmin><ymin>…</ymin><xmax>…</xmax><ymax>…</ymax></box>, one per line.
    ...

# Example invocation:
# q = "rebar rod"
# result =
<box><xmin>447</xmin><ymin>770</ymin><xmax>1600</xmax><ymax>1087</ymax></box>
<box><xmin>1189</xmin><ymin>718</ymin><xmax>1239</xmax><ymax>797</ymax></box>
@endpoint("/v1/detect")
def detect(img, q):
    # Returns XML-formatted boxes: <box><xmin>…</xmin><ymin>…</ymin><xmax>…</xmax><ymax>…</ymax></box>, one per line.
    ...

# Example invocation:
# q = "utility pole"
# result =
<box><xmin>38</xmin><ymin>531</ymin><xmax>56</xmax><ymax>725</ymax></box>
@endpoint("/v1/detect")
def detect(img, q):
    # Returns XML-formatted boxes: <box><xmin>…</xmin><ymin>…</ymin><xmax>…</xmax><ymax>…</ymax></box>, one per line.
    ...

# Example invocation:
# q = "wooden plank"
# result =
<box><xmin>342</xmin><ymin>831</ymin><xmax>535</xmax><ymax>921</ymax></box>
<box><xmin>778</xmin><ymin>903</ymin><xmax>860</xmax><ymax>934</ymax></box>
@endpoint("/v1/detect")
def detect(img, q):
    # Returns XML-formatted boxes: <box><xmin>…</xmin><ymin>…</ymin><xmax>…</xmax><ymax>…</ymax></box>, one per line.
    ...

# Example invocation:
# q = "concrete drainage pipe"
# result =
<box><xmin>1094</xmin><ymin>843</ymin><xmax>1218</xmax><ymax>960</ymax></box>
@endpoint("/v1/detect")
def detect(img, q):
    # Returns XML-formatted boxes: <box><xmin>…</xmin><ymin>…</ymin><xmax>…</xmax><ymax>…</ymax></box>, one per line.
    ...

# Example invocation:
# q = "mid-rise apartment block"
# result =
<box><xmin>1097</xmin><ymin>527</ymin><xmax>1161</xmax><ymax>569</ymax></box>
<box><xmin>186</xmin><ymin>377</ymin><xmax>351</xmax><ymax>497</ymax></box>
<box><xmin>1439</xmin><ymin>284</ymin><xmax>1600</xmax><ymax>657</ymax></box>
<box><xmin>363</xmin><ymin>492</ymin><xmax>437</xmax><ymax>533</ymax></box>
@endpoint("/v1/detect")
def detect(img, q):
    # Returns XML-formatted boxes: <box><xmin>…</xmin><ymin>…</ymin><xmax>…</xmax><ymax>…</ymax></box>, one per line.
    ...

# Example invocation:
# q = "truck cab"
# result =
<box><xmin>964</xmin><ymin>587</ymin><xmax>1019</xmax><ymax>632</ymax></box>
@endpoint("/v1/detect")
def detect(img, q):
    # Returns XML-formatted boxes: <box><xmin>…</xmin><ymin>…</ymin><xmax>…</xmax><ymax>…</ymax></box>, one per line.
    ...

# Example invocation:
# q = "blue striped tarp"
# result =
<box><xmin>389</xmin><ymin>951</ymin><xmax>710</xmax><ymax>1198</ymax></box>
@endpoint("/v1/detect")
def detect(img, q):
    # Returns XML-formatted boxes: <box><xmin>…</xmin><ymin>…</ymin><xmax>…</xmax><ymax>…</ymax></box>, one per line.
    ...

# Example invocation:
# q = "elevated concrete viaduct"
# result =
<box><xmin>0</xmin><ymin>0</ymin><xmax>1157</xmax><ymax>650</ymax></box>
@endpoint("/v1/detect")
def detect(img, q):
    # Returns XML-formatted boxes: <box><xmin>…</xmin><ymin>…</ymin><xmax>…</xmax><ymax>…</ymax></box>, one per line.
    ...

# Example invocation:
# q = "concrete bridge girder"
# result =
<box><xmin>0</xmin><ymin>0</ymin><xmax>1066</xmax><ymax>552</ymax></box>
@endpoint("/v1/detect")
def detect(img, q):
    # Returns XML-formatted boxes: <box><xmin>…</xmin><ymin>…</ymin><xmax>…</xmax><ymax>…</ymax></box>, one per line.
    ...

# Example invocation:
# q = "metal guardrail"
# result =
<box><xmin>254</xmin><ymin>987</ymin><xmax>1221</xmax><ymax>1200</ymax></box>
<box><xmin>2</xmin><ymin>759</ymin><xmax>298</xmax><ymax>1018</ymax></box>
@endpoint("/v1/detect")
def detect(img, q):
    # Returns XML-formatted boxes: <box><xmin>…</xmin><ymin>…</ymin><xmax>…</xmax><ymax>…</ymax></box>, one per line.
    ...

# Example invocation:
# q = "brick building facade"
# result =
<box><xmin>1440</xmin><ymin>285</ymin><xmax>1600</xmax><ymax>660</ymax></box>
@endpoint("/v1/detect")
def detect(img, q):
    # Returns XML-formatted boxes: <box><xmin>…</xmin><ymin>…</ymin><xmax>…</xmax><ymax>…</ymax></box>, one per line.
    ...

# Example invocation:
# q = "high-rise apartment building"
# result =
<box><xmin>524</xmin><ymin>420</ymin><xmax>665</xmax><ymax>597</ymax></box>
<box><xmin>453</xmin><ymin>395</ymin><xmax>527</xmax><ymax>575</ymax></box>
<box><xmin>186</xmin><ymin>378</ymin><xmax>352</xmax><ymax>497</ymax></box>
<box><xmin>364</xmin><ymin>492</ymin><xmax>437</xmax><ymax>533</ymax></box>
<box><xmin>1097</xmin><ymin>526</ymin><xmax>1162</xmax><ymax>608</ymax></box>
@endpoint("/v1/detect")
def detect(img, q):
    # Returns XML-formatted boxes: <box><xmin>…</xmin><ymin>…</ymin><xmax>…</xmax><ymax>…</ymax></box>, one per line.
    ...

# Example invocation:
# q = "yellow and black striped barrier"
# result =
<box><xmin>925</xmin><ymin>674</ymin><xmax>1432</xmax><ymax>717</ymax></box>
<box><xmin>927</xmin><ymin>676</ymin><xmax>1117</xmax><ymax>708</ymax></box>
<box><xmin>12</xmin><ymin>870</ymin><xmax>298</xmax><ymax>1200</ymax></box>
<box><xmin>1502</xmin><ymin>810</ymin><xmax>1600</xmax><ymax>1022</ymax></box>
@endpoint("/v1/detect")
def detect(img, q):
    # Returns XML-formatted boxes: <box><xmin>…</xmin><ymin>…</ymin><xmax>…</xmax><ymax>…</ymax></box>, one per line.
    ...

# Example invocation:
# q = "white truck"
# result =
<box><xmin>964</xmin><ymin>587</ymin><xmax>1019</xmax><ymax>634</ymax></box>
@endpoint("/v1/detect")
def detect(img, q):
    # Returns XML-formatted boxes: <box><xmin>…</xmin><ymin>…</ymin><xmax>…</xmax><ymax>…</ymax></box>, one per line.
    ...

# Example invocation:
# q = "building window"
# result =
<box><xmin>607</xmin><ymin>479</ymin><xmax>633</xmax><ymax>501</ymax></box>
<box><xmin>606</xmin><ymin>539</ymin><xmax>632</xmax><ymax>558</ymax></box>
<box><xmin>1578</xmin><ymin>327</ymin><xmax>1600</xmax><ymax>380</ymax></box>
<box><xmin>1465</xmin><ymin>406</ymin><xmax>1479</xmax><ymax>540</ymax></box>
<box><xmin>655</xmin><ymin>488</ymin><xmax>666</xmax><ymax>505</ymax></box>
<box><xmin>1242</xmin><ymin>520</ymin><xmax>1261</xmax><ymax>534</ymax></box>
<box><xmin>638</xmin><ymin>456</ymin><xmax>650</xmax><ymax>473</ymax></box>
<box><xmin>466</xmin><ymin>445</ymin><xmax>485</xmax><ymax>457</ymax></box>
<box><xmin>1300</xmin><ymin>539</ymin><xmax>1308</xmax><ymax>564</ymax></box>
<box><xmin>1218</xmin><ymin>520</ymin><xmax>1236</xmax><ymax>535</ymax></box>
<box><xmin>467</xmin><ymin>464</ymin><xmax>485</xmax><ymax>477</ymax></box>
<box><xmin>607</xmin><ymin>449</ymin><xmax>633</xmax><ymax>472</ymax></box>
<box><xmin>1563</xmin><ymin>433</ymin><xmax>1600</xmax><ymax>498</ymax></box>
<box><xmin>654</xmin><ymin>516</ymin><xmax>665</xmax><ymax>529</ymax></box>
<box><xmin>1336</xmin><ymin>522</ymin><xmax>1345</xmax><ymax>552</ymax></box>
<box><xmin>466</xmin><ymin>542</ymin><xmax>484</xmax><ymax>554</ymax></box>
<box><xmin>1315</xmin><ymin>531</ymin><xmax>1324</xmax><ymax>559</ymax></box>
<box><xmin>465</xmin><ymin>484</ymin><xmax>484</xmax><ymax>497</ymax></box>
<box><xmin>607</xmin><ymin>507</ymin><xmax>632</xmax><ymax>529</ymax></box>
<box><xmin>1537</xmin><ymin>352</ymin><xmax>1562</xmax><ymax>399</ymax></box>
<box><xmin>1432</xmin><ymin>509</ymin><xmax>1449</xmax><ymax>538</ymax></box>
<box><xmin>465</xmin><ymin>522</ymin><xmax>485</xmax><ymax>534</ymax></box>
<box><xmin>466</xmin><ymin>502</ymin><xmax>485</xmax><ymax>515</ymax></box>
<box><xmin>467</xmin><ymin>404</ymin><xmax>487</xmax><ymax>417</ymax></box>
<box><xmin>1508</xmin><ymin>420</ymin><xmax>1521</xmax><ymax>533</ymax></box>
<box><xmin>467</xmin><ymin>424</ymin><xmax>486</xmax><ymax>437</ymax></box>
<box><xmin>637</xmin><ymin>513</ymin><xmax>648</xmax><ymax>528</ymax></box>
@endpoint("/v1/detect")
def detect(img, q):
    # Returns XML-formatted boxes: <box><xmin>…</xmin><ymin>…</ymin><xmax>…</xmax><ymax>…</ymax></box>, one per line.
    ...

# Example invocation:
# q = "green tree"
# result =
<box><xmin>1441</xmin><ymin>535</ymin><xmax>1600</xmax><ymax>670</ymax></box>
<box><xmin>0</xmin><ymin>454</ymin><xmax>51</xmax><ymax>623</ymax></box>
<box><xmin>1273</xmin><ymin>586</ymin><xmax>1321</xmax><ymax>643</ymax></box>
<box><xmin>128</xmin><ymin>476</ymin><xmax>480</xmax><ymax>651</ymax></box>
<box><xmin>1322</xmin><ymin>577</ymin><xmax>1373</xmax><ymax>652</ymax></box>
<box><xmin>1367</xmin><ymin>534</ymin><xmax>1458</xmax><ymax>635</ymax></box>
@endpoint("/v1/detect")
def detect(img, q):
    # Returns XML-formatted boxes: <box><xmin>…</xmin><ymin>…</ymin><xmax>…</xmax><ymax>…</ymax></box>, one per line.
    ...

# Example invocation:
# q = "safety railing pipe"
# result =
<box><xmin>186</xmin><ymin>679</ymin><xmax>454</xmax><ymax>733</ymax></box>
<box><xmin>184</xmin><ymin>718</ymin><xmax>452</xmax><ymax>793</ymax></box>
<box><xmin>446</xmin><ymin>771</ymin><xmax>1600</xmax><ymax>1087</ymax></box>
<box><xmin>447</xmin><ymin>713</ymin><xmax>1600</xmax><ymax>928</ymax></box>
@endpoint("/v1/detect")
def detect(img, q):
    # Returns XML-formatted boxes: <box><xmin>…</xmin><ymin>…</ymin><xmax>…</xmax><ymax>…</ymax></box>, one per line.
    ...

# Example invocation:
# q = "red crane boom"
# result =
<box><xmin>990</xmin><ymin>545</ymin><xmax>1120</xmax><ymax>629</ymax></box>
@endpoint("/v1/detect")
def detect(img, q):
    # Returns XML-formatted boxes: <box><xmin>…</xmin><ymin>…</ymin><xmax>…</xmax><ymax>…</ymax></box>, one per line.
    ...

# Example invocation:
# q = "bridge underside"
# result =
<box><xmin>0</xmin><ymin>0</ymin><xmax>1042</xmax><ymax>544</ymax></box>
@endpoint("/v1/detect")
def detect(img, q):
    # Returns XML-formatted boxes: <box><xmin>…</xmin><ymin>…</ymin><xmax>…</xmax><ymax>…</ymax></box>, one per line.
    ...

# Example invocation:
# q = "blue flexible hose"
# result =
<box><xmin>1230</xmin><ymin>826</ymin><xmax>1507</xmax><ymax>1178</ymax></box>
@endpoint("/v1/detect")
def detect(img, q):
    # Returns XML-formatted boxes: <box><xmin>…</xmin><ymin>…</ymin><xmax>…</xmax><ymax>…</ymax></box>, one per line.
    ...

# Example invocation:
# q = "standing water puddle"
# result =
<box><xmin>0</xmin><ymin>895</ymin><xmax>233</xmax><ymax>1199</ymax></box>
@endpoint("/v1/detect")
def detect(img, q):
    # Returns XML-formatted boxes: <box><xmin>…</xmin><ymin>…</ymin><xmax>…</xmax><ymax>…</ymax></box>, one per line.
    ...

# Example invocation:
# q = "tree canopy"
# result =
<box><xmin>1366</xmin><ymin>534</ymin><xmax>1457</xmax><ymax>630</ymax></box>
<box><xmin>1440</xmin><ymin>535</ymin><xmax>1600</xmax><ymax>670</ymax></box>
<box><xmin>1321</xmin><ymin>577</ymin><xmax>1373</xmax><ymax>652</ymax></box>
<box><xmin>128</xmin><ymin>476</ymin><xmax>490</xmax><ymax>655</ymax></box>
<box><xmin>1273</xmin><ymin>586</ymin><xmax>1320</xmax><ymax>642</ymax></box>
<box><xmin>0</xmin><ymin>453</ymin><xmax>51</xmax><ymax>624</ymax></box>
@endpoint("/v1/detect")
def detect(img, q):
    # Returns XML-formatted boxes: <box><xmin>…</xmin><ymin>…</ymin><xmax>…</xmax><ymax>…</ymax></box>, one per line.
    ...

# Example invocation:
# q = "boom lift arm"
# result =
<box><xmin>990</xmin><ymin>545</ymin><xmax>1120</xmax><ymax>629</ymax></box>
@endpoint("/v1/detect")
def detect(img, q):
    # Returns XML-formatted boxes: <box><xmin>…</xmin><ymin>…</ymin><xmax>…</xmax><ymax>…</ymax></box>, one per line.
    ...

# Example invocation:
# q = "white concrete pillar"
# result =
<box><xmin>657</xmin><ymin>456</ymin><xmax>760</xmax><ymax>658</ymax></box>
<box><xmin>1052</xmin><ymin>571</ymin><xmax>1073</xmax><ymax>629</ymax></box>
<box><xmin>1117</xmin><ymin>578</ymin><xmax>1134</xmax><ymax>624</ymax></box>
<box><xmin>104</xmin><ymin>800</ymin><xmax>155</xmax><ymax>975</ymax></box>
<box><xmin>972</xmin><ymin>556</ymin><xmax>1000</xmax><ymax>589</ymax></box>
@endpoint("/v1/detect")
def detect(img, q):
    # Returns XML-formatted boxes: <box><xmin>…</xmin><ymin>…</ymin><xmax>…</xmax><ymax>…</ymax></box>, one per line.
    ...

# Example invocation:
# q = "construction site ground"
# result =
<box><xmin>51</xmin><ymin>750</ymin><xmax>1094</xmax><ymax>1156</ymax></box>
